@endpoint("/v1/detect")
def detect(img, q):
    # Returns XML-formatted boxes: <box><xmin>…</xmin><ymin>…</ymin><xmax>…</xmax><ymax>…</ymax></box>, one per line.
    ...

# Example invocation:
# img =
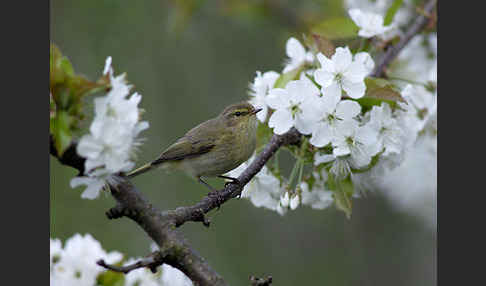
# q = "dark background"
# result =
<box><xmin>50</xmin><ymin>1</ymin><xmax>436</xmax><ymax>285</ymax></box>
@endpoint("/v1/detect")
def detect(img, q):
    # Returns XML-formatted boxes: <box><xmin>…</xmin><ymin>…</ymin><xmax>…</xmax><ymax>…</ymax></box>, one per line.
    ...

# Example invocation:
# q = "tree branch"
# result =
<box><xmin>371</xmin><ymin>0</ymin><xmax>437</xmax><ymax>78</ymax></box>
<box><xmin>164</xmin><ymin>128</ymin><xmax>301</xmax><ymax>228</ymax></box>
<box><xmin>51</xmin><ymin>127</ymin><xmax>301</xmax><ymax>286</ymax></box>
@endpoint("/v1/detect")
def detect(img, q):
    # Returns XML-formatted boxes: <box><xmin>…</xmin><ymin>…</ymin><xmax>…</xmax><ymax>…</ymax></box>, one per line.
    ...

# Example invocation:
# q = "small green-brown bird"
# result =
<box><xmin>125</xmin><ymin>101</ymin><xmax>261</xmax><ymax>192</ymax></box>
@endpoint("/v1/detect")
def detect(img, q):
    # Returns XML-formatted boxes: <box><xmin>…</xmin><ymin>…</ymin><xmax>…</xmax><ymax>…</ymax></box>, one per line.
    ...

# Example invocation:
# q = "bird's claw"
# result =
<box><xmin>224</xmin><ymin>178</ymin><xmax>241</xmax><ymax>189</ymax></box>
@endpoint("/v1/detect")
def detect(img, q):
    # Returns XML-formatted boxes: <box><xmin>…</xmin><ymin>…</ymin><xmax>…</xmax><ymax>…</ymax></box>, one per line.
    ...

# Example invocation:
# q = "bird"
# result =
<box><xmin>124</xmin><ymin>101</ymin><xmax>262</xmax><ymax>194</ymax></box>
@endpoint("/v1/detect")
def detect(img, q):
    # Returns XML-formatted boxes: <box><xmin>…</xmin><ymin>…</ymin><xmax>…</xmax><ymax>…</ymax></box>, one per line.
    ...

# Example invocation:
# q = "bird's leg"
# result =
<box><xmin>198</xmin><ymin>177</ymin><xmax>218</xmax><ymax>192</ymax></box>
<box><xmin>198</xmin><ymin>177</ymin><xmax>224</xmax><ymax>209</ymax></box>
<box><xmin>217</xmin><ymin>175</ymin><xmax>242</xmax><ymax>198</ymax></box>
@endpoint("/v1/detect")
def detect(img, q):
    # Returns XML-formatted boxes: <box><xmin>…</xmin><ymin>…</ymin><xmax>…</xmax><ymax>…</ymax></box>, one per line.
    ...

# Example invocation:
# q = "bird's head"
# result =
<box><xmin>219</xmin><ymin>101</ymin><xmax>262</xmax><ymax>128</ymax></box>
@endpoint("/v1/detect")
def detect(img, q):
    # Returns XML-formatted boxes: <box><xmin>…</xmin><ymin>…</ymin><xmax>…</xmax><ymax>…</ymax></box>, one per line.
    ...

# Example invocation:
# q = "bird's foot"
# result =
<box><xmin>218</xmin><ymin>175</ymin><xmax>242</xmax><ymax>190</ymax></box>
<box><xmin>224</xmin><ymin>179</ymin><xmax>241</xmax><ymax>189</ymax></box>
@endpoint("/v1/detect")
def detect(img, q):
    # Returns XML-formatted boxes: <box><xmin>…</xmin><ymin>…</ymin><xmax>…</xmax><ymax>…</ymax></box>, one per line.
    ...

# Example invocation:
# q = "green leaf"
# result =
<box><xmin>357</xmin><ymin>77</ymin><xmax>404</xmax><ymax>112</ymax></box>
<box><xmin>50</xmin><ymin>44</ymin><xmax>65</xmax><ymax>86</ymax></box>
<box><xmin>326</xmin><ymin>173</ymin><xmax>354</xmax><ymax>219</ymax></box>
<box><xmin>273</xmin><ymin>65</ymin><xmax>304</xmax><ymax>89</ymax></box>
<box><xmin>311</xmin><ymin>17</ymin><xmax>359</xmax><ymax>40</ymax></box>
<box><xmin>60</xmin><ymin>57</ymin><xmax>74</xmax><ymax>77</ymax></box>
<box><xmin>50</xmin><ymin>111</ymin><xmax>73</xmax><ymax>156</ymax></box>
<box><xmin>97</xmin><ymin>270</ymin><xmax>125</xmax><ymax>286</ymax></box>
<box><xmin>50</xmin><ymin>43</ymin><xmax>111</xmax><ymax>136</ymax></box>
<box><xmin>384</xmin><ymin>0</ymin><xmax>403</xmax><ymax>26</ymax></box>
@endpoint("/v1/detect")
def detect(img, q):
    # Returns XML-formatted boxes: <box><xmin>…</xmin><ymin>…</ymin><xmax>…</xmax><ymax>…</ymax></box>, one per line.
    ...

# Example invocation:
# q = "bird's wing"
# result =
<box><xmin>151</xmin><ymin>119</ymin><xmax>221</xmax><ymax>165</ymax></box>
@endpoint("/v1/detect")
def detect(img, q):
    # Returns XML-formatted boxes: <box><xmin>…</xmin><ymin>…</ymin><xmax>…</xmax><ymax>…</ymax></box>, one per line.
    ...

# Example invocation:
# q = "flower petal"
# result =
<box><xmin>314</xmin><ymin>69</ymin><xmax>334</xmax><ymax>88</ymax></box>
<box><xmin>77</xmin><ymin>135</ymin><xmax>103</xmax><ymax>159</ymax></box>
<box><xmin>266</xmin><ymin>88</ymin><xmax>290</xmax><ymax>109</ymax></box>
<box><xmin>268</xmin><ymin>109</ymin><xmax>293</xmax><ymax>135</ymax></box>
<box><xmin>354</xmin><ymin>52</ymin><xmax>375</xmax><ymax>75</ymax></box>
<box><xmin>321</xmin><ymin>83</ymin><xmax>342</xmax><ymax>113</ymax></box>
<box><xmin>342</xmin><ymin>79</ymin><xmax>366</xmax><ymax>99</ymax></box>
<box><xmin>332</xmin><ymin>47</ymin><xmax>352</xmax><ymax>72</ymax></box>
<box><xmin>350</xmin><ymin>146</ymin><xmax>372</xmax><ymax>168</ymax></box>
<box><xmin>314</xmin><ymin>153</ymin><xmax>335</xmax><ymax>165</ymax></box>
<box><xmin>294</xmin><ymin>112</ymin><xmax>317</xmax><ymax>135</ymax></box>
<box><xmin>286</xmin><ymin>37</ymin><xmax>306</xmax><ymax>61</ymax></box>
<box><xmin>310</xmin><ymin>122</ymin><xmax>333</xmax><ymax>148</ymax></box>
<box><xmin>333</xmin><ymin>144</ymin><xmax>351</xmax><ymax>157</ymax></box>
<box><xmin>356</xmin><ymin>125</ymin><xmax>379</xmax><ymax>146</ymax></box>
<box><xmin>336</xmin><ymin>100</ymin><xmax>361</xmax><ymax>120</ymax></box>
<box><xmin>290</xmin><ymin>195</ymin><xmax>300</xmax><ymax>210</ymax></box>
<box><xmin>286</xmin><ymin>80</ymin><xmax>306</xmax><ymax>103</ymax></box>
<box><xmin>344</xmin><ymin>61</ymin><xmax>367</xmax><ymax>83</ymax></box>
<box><xmin>316</xmin><ymin>53</ymin><xmax>334</xmax><ymax>72</ymax></box>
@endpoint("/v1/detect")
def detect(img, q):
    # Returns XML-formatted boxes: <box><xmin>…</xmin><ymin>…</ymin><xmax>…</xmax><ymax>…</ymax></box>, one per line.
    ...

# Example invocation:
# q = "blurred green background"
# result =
<box><xmin>50</xmin><ymin>1</ymin><xmax>436</xmax><ymax>285</ymax></box>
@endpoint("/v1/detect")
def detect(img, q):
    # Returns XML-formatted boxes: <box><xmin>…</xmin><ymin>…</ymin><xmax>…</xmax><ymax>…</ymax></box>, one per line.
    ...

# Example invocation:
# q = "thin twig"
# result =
<box><xmin>371</xmin><ymin>0</ymin><xmax>437</xmax><ymax>78</ymax></box>
<box><xmin>97</xmin><ymin>251</ymin><xmax>164</xmax><ymax>274</ymax></box>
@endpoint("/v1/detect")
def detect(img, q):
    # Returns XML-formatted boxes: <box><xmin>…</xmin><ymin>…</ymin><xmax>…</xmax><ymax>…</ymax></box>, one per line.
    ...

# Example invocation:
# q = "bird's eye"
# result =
<box><xmin>234</xmin><ymin>112</ymin><xmax>242</xmax><ymax>116</ymax></box>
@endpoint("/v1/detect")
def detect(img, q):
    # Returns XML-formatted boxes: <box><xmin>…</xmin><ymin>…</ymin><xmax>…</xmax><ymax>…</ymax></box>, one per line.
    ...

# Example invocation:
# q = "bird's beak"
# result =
<box><xmin>252</xmin><ymin>108</ymin><xmax>263</xmax><ymax>115</ymax></box>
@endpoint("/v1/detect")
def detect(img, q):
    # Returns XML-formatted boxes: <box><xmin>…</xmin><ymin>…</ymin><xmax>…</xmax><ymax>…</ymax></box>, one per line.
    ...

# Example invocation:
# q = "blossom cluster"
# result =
<box><xmin>234</xmin><ymin>3</ymin><xmax>436</xmax><ymax>223</ymax></box>
<box><xmin>345</xmin><ymin>0</ymin><xmax>414</xmax><ymax>39</ymax></box>
<box><xmin>70</xmin><ymin>57</ymin><xmax>149</xmax><ymax>199</ymax></box>
<box><xmin>50</xmin><ymin>234</ymin><xmax>193</xmax><ymax>286</ymax></box>
<box><xmin>50</xmin><ymin>234</ymin><xmax>123</xmax><ymax>286</ymax></box>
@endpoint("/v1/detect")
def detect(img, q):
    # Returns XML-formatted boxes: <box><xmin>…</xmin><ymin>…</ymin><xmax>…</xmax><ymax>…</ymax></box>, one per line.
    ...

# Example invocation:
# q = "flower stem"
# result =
<box><xmin>288</xmin><ymin>161</ymin><xmax>300</xmax><ymax>189</ymax></box>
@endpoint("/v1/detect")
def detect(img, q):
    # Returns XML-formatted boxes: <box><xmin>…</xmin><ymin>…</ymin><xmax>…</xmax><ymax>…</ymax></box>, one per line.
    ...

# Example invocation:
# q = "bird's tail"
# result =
<box><xmin>125</xmin><ymin>162</ymin><xmax>155</xmax><ymax>179</ymax></box>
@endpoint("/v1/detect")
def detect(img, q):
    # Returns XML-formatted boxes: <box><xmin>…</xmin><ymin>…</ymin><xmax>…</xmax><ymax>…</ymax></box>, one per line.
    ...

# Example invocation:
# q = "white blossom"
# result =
<box><xmin>332</xmin><ymin>120</ymin><xmax>380</xmax><ymax>168</ymax></box>
<box><xmin>399</xmin><ymin>84</ymin><xmax>437</xmax><ymax>136</ymax></box>
<box><xmin>314</xmin><ymin>47</ymin><xmax>371</xmax><ymax>99</ymax></box>
<box><xmin>366</xmin><ymin>103</ymin><xmax>404</xmax><ymax>156</ymax></box>
<box><xmin>280</xmin><ymin>192</ymin><xmax>290</xmax><ymax>208</ymax></box>
<box><xmin>349</xmin><ymin>9</ymin><xmax>394</xmax><ymax>38</ymax></box>
<box><xmin>289</xmin><ymin>194</ymin><xmax>300</xmax><ymax>210</ymax></box>
<box><xmin>266</xmin><ymin>79</ymin><xmax>320</xmax><ymax>135</ymax></box>
<box><xmin>354</xmin><ymin>52</ymin><xmax>375</xmax><ymax>75</ymax></box>
<box><xmin>69</xmin><ymin>173</ymin><xmax>107</xmax><ymax>200</ymax></box>
<box><xmin>71</xmin><ymin>57</ymin><xmax>149</xmax><ymax>199</ymax></box>
<box><xmin>315</xmin><ymin>152</ymin><xmax>352</xmax><ymax>180</ymax></box>
<box><xmin>50</xmin><ymin>233</ymin><xmax>122</xmax><ymax>286</ymax></box>
<box><xmin>103</xmin><ymin>56</ymin><xmax>113</xmax><ymax>76</ymax></box>
<box><xmin>124</xmin><ymin>258</ymin><xmax>161</xmax><ymax>286</ymax></box>
<box><xmin>345</xmin><ymin>0</ymin><xmax>413</xmax><ymax>29</ymax></box>
<box><xmin>50</xmin><ymin>238</ymin><xmax>62</xmax><ymax>269</ymax></box>
<box><xmin>283</xmin><ymin>37</ymin><xmax>314</xmax><ymax>73</ymax></box>
<box><xmin>314</xmin><ymin>120</ymin><xmax>380</xmax><ymax>180</ymax></box>
<box><xmin>160</xmin><ymin>264</ymin><xmax>194</xmax><ymax>286</ymax></box>
<box><xmin>225</xmin><ymin>156</ymin><xmax>284</xmax><ymax>214</ymax></box>
<box><xmin>308</xmin><ymin>83</ymin><xmax>362</xmax><ymax>147</ymax></box>
<box><xmin>300</xmin><ymin>179</ymin><xmax>334</xmax><ymax>210</ymax></box>
<box><xmin>249</xmin><ymin>71</ymin><xmax>280</xmax><ymax>122</ymax></box>
<box><xmin>50</xmin><ymin>234</ymin><xmax>194</xmax><ymax>286</ymax></box>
